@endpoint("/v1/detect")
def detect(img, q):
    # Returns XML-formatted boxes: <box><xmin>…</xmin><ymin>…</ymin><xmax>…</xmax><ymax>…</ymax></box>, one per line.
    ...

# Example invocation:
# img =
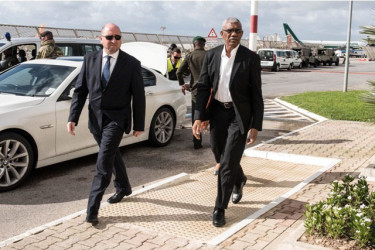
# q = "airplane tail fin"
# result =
<box><xmin>283</xmin><ymin>23</ymin><xmax>304</xmax><ymax>46</ymax></box>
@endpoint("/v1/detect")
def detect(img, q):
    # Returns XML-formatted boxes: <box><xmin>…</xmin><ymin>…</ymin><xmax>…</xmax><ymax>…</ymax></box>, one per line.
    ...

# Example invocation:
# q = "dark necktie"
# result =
<box><xmin>102</xmin><ymin>55</ymin><xmax>111</xmax><ymax>87</ymax></box>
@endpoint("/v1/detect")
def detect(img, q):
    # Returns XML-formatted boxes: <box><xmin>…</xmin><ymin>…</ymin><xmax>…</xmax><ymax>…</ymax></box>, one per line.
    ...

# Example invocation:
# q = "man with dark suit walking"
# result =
<box><xmin>192</xmin><ymin>17</ymin><xmax>264</xmax><ymax>227</ymax></box>
<box><xmin>67</xmin><ymin>23</ymin><xmax>145</xmax><ymax>225</ymax></box>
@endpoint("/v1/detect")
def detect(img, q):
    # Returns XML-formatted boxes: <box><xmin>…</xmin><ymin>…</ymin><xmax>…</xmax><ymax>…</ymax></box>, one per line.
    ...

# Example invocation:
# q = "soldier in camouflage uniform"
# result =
<box><xmin>36</xmin><ymin>31</ymin><xmax>64</xmax><ymax>59</ymax></box>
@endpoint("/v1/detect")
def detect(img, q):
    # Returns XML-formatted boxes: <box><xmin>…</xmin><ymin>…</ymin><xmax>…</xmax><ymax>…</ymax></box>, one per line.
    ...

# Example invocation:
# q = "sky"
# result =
<box><xmin>1</xmin><ymin>1</ymin><xmax>374</xmax><ymax>42</ymax></box>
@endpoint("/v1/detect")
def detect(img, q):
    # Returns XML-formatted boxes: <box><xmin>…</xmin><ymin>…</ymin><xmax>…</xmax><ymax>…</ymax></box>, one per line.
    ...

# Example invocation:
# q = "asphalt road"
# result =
<box><xmin>262</xmin><ymin>59</ymin><xmax>374</xmax><ymax>98</ymax></box>
<box><xmin>1</xmin><ymin>58</ymin><xmax>373</xmax><ymax>242</ymax></box>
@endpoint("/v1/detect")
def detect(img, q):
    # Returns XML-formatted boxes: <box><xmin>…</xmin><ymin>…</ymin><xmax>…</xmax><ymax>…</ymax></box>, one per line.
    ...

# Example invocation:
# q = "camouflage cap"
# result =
<box><xmin>192</xmin><ymin>36</ymin><xmax>206</xmax><ymax>44</ymax></box>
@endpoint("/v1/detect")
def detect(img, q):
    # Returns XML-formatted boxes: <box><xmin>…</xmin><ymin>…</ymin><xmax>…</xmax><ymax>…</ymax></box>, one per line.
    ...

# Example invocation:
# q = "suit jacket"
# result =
<box><xmin>194</xmin><ymin>45</ymin><xmax>264</xmax><ymax>134</ymax></box>
<box><xmin>68</xmin><ymin>49</ymin><xmax>145</xmax><ymax>135</ymax></box>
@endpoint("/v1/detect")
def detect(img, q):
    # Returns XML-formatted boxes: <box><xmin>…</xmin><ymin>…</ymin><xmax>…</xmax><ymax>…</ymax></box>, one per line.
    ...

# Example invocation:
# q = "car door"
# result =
<box><xmin>55</xmin><ymin>75</ymin><xmax>97</xmax><ymax>156</ymax></box>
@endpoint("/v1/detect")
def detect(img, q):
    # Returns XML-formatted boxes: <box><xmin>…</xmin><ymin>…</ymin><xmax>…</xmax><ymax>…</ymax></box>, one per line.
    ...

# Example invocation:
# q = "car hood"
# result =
<box><xmin>121</xmin><ymin>42</ymin><xmax>168</xmax><ymax>75</ymax></box>
<box><xmin>0</xmin><ymin>94</ymin><xmax>44</xmax><ymax>113</ymax></box>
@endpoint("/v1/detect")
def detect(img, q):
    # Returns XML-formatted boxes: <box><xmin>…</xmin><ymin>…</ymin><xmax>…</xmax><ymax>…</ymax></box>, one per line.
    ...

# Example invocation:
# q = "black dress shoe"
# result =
<box><xmin>86</xmin><ymin>216</ymin><xmax>99</xmax><ymax>226</ymax></box>
<box><xmin>107</xmin><ymin>190</ymin><xmax>132</xmax><ymax>204</ymax></box>
<box><xmin>232</xmin><ymin>177</ymin><xmax>247</xmax><ymax>204</ymax></box>
<box><xmin>194</xmin><ymin>143</ymin><xmax>202</xmax><ymax>149</ymax></box>
<box><xmin>213</xmin><ymin>209</ymin><xmax>226</xmax><ymax>227</ymax></box>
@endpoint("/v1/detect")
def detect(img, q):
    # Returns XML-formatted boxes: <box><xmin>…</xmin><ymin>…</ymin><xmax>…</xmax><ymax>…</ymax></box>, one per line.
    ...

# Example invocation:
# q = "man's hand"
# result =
<box><xmin>133</xmin><ymin>131</ymin><xmax>143</xmax><ymax>137</ymax></box>
<box><xmin>67</xmin><ymin>122</ymin><xmax>76</xmax><ymax>136</ymax></box>
<box><xmin>181</xmin><ymin>83</ymin><xmax>190</xmax><ymax>95</ymax></box>
<box><xmin>192</xmin><ymin>120</ymin><xmax>202</xmax><ymax>140</ymax></box>
<box><xmin>246</xmin><ymin>128</ymin><xmax>259</xmax><ymax>145</ymax></box>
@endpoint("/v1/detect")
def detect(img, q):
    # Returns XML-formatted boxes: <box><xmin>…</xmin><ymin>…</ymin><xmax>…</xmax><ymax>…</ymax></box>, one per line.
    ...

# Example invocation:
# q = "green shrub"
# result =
<box><xmin>304</xmin><ymin>175</ymin><xmax>375</xmax><ymax>247</ymax></box>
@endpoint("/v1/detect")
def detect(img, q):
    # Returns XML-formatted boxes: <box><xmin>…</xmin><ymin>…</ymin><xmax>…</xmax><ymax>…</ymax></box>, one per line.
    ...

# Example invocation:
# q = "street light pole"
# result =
<box><xmin>343</xmin><ymin>0</ymin><xmax>353</xmax><ymax>92</ymax></box>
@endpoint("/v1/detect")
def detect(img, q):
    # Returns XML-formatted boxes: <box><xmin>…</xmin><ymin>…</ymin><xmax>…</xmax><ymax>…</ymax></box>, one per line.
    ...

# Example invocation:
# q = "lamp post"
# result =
<box><xmin>160</xmin><ymin>26</ymin><xmax>166</xmax><ymax>45</ymax></box>
<box><xmin>343</xmin><ymin>0</ymin><xmax>353</xmax><ymax>93</ymax></box>
<box><xmin>160</xmin><ymin>26</ymin><xmax>166</xmax><ymax>35</ymax></box>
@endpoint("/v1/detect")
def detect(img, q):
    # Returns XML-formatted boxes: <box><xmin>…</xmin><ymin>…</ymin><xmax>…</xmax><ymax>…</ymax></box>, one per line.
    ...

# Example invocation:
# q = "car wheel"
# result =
<box><xmin>148</xmin><ymin>107</ymin><xmax>175</xmax><ymax>147</ymax></box>
<box><xmin>287</xmin><ymin>64</ymin><xmax>292</xmax><ymax>70</ymax></box>
<box><xmin>276</xmin><ymin>64</ymin><xmax>280</xmax><ymax>72</ymax></box>
<box><xmin>335</xmin><ymin>59</ymin><xmax>339</xmax><ymax>66</ymax></box>
<box><xmin>0</xmin><ymin>132</ymin><xmax>35</xmax><ymax>191</ymax></box>
<box><xmin>299</xmin><ymin>63</ymin><xmax>302</xmax><ymax>69</ymax></box>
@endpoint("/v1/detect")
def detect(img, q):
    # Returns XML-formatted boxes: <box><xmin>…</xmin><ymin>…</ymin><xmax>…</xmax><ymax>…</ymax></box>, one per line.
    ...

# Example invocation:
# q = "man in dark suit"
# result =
<box><xmin>192</xmin><ymin>17</ymin><xmax>264</xmax><ymax>227</ymax></box>
<box><xmin>67</xmin><ymin>23</ymin><xmax>145</xmax><ymax>225</ymax></box>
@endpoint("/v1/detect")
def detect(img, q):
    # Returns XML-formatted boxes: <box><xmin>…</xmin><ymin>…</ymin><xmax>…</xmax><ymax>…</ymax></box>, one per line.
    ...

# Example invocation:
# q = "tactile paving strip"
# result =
<box><xmin>99</xmin><ymin>157</ymin><xmax>321</xmax><ymax>242</ymax></box>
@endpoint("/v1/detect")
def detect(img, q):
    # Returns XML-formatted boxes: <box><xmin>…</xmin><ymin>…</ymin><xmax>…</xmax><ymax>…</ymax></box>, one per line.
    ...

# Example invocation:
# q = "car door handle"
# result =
<box><xmin>146</xmin><ymin>91</ymin><xmax>153</xmax><ymax>95</ymax></box>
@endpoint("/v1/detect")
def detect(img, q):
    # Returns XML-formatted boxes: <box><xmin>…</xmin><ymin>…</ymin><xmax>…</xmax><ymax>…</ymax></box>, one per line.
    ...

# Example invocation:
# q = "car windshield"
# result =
<box><xmin>0</xmin><ymin>64</ymin><xmax>75</xmax><ymax>97</ymax></box>
<box><xmin>258</xmin><ymin>50</ymin><xmax>273</xmax><ymax>60</ymax></box>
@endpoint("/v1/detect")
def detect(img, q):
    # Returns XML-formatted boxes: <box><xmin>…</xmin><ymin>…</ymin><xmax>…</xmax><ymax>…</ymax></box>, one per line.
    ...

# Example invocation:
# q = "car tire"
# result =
<box><xmin>335</xmin><ymin>59</ymin><xmax>339</xmax><ymax>66</ymax></box>
<box><xmin>275</xmin><ymin>64</ymin><xmax>280</xmax><ymax>72</ymax></box>
<box><xmin>287</xmin><ymin>64</ymin><xmax>292</xmax><ymax>70</ymax></box>
<box><xmin>298</xmin><ymin>63</ymin><xmax>302</xmax><ymax>69</ymax></box>
<box><xmin>148</xmin><ymin>107</ymin><xmax>175</xmax><ymax>147</ymax></box>
<box><xmin>0</xmin><ymin>132</ymin><xmax>35</xmax><ymax>191</ymax></box>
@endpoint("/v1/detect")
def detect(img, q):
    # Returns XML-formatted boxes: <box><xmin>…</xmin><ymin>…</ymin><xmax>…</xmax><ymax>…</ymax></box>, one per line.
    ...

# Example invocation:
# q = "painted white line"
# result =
<box><xmin>252</xmin><ymin>120</ymin><xmax>324</xmax><ymax>150</ymax></box>
<box><xmin>208</xmin><ymin>153</ymin><xmax>340</xmax><ymax>246</ymax></box>
<box><xmin>274</xmin><ymin>98</ymin><xmax>328</xmax><ymax>122</ymax></box>
<box><xmin>0</xmin><ymin>172</ymin><xmax>189</xmax><ymax>248</ymax></box>
<box><xmin>245</xmin><ymin>150</ymin><xmax>340</xmax><ymax>167</ymax></box>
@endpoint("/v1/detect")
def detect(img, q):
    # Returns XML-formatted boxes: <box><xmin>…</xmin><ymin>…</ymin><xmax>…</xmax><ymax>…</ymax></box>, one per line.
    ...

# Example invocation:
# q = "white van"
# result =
<box><xmin>0</xmin><ymin>37</ymin><xmax>102</xmax><ymax>65</ymax></box>
<box><xmin>284</xmin><ymin>50</ymin><xmax>303</xmax><ymax>69</ymax></box>
<box><xmin>257</xmin><ymin>48</ymin><xmax>292</xmax><ymax>71</ymax></box>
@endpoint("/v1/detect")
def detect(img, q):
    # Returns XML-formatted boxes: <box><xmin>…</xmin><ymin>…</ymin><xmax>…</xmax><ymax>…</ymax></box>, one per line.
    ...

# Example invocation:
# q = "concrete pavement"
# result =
<box><xmin>1</xmin><ymin>117</ymin><xmax>375</xmax><ymax>249</ymax></box>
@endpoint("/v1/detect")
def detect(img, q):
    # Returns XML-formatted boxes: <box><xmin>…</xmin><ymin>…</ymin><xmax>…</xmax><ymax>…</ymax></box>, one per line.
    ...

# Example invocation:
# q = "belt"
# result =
<box><xmin>215</xmin><ymin>100</ymin><xmax>233</xmax><ymax>109</ymax></box>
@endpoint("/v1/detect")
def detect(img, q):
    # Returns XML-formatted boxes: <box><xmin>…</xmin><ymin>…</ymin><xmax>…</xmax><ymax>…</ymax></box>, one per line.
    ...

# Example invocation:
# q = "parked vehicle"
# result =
<box><xmin>293</xmin><ymin>47</ymin><xmax>311</xmax><ymax>67</ymax></box>
<box><xmin>0</xmin><ymin>43</ymin><xmax>186</xmax><ymax>191</ymax></box>
<box><xmin>284</xmin><ymin>50</ymin><xmax>302</xmax><ymax>69</ymax></box>
<box><xmin>258</xmin><ymin>48</ymin><xmax>292</xmax><ymax>72</ymax></box>
<box><xmin>0</xmin><ymin>37</ymin><xmax>102</xmax><ymax>70</ymax></box>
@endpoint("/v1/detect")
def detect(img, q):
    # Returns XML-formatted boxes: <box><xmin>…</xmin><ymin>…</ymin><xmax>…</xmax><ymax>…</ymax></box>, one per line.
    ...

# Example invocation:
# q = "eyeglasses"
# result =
<box><xmin>102</xmin><ymin>35</ymin><xmax>122</xmax><ymax>41</ymax></box>
<box><xmin>222</xmin><ymin>29</ymin><xmax>243</xmax><ymax>34</ymax></box>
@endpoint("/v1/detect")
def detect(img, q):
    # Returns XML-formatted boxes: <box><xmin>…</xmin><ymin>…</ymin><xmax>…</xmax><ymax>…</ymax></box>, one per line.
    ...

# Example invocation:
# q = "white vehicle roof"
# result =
<box><xmin>121</xmin><ymin>42</ymin><xmax>167</xmax><ymax>75</ymax></box>
<box><xmin>21</xmin><ymin>59</ymin><xmax>82</xmax><ymax>67</ymax></box>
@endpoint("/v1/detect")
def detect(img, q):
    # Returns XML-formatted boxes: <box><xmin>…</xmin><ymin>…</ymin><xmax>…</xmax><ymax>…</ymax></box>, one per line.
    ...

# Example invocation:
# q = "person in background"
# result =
<box><xmin>192</xmin><ymin>17</ymin><xmax>264</xmax><ymax>227</ymax></box>
<box><xmin>177</xmin><ymin>36</ymin><xmax>207</xmax><ymax>151</ymax></box>
<box><xmin>0</xmin><ymin>48</ymin><xmax>18</xmax><ymax>70</ymax></box>
<box><xmin>167</xmin><ymin>47</ymin><xmax>183</xmax><ymax>80</ymax></box>
<box><xmin>167</xmin><ymin>43</ymin><xmax>177</xmax><ymax>57</ymax></box>
<box><xmin>36</xmin><ymin>31</ymin><xmax>63</xmax><ymax>59</ymax></box>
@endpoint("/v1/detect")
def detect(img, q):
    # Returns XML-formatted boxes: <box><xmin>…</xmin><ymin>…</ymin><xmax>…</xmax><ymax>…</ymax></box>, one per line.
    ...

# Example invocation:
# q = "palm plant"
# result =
<box><xmin>360</xmin><ymin>14</ymin><xmax>375</xmax><ymax>109</ymax></box>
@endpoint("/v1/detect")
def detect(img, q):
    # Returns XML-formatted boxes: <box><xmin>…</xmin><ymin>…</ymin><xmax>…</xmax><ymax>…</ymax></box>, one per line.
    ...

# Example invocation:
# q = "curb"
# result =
<box><xmin>274</xmin><ymin>98</ymin><xmax>328</xmax><ymax>122</ymax></box>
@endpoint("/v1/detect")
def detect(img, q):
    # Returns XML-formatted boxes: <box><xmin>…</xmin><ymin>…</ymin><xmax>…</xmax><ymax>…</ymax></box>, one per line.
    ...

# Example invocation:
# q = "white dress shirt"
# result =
<box><xmin>101</xmin><ymin>50</ymin><xmax>119</xmax><ymax>78</ymax></box>
<box><xmin>214</xmin><ymin>44</ymin><xmax>240</xmax><ymax>103</ymax></box>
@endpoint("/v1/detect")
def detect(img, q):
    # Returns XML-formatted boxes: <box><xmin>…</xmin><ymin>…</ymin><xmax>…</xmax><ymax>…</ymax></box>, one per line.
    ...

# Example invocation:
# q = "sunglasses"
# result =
<box><xmin>222</xmin><ymin>29</ymin><xmax>243</xmax><ymax>34</ymax></box>
<box><xmin>174</xmin><ymin>56</ymin><xmax>181</xmax><ymax>59</ymax></box>
<box><xmin>102</xmin><ymin>35</ymin><xmax>122</xmax><ymax>41</ymax></box>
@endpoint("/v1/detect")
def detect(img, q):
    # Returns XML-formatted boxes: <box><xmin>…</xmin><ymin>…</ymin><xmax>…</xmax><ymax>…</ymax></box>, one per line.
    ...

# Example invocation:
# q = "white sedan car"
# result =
<box><xmin>0</xmin><ymin>43</ymin><xmax>186</xmax><ymax>191</ymax></box>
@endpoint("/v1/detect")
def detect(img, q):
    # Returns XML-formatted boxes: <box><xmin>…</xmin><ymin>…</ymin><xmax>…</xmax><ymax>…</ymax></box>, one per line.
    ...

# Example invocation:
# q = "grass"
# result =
<box><xmin>280</xmin><ymin>90</ymin><xmax>375</xmax><ymax>122</ymax></box>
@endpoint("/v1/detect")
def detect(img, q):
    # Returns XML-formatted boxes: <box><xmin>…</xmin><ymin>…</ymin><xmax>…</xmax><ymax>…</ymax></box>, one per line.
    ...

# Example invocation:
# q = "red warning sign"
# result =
<box><xmin>207</xmin><ymin>28</ymin><xmax>217</xmax><ymax>38</ymax></box>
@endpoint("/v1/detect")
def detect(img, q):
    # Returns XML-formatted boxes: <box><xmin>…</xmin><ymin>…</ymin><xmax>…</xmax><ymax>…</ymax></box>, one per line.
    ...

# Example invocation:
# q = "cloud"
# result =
<box><xmin>0</xmin><ymin>1</ymin><xmax>373</xmax><ymax>42</ymax></box>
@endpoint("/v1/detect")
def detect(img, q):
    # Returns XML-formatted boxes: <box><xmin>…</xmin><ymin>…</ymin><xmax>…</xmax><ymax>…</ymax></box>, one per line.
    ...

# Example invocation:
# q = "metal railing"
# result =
<box><xmin>1</xmin><ymin>23</ymin><xmax>295</xmax><ymax>52</ymax></box>
<box><xmin>0</xmin><ymin>23</ymin><xmax>229</xmax><ymax>52</ymax></box>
